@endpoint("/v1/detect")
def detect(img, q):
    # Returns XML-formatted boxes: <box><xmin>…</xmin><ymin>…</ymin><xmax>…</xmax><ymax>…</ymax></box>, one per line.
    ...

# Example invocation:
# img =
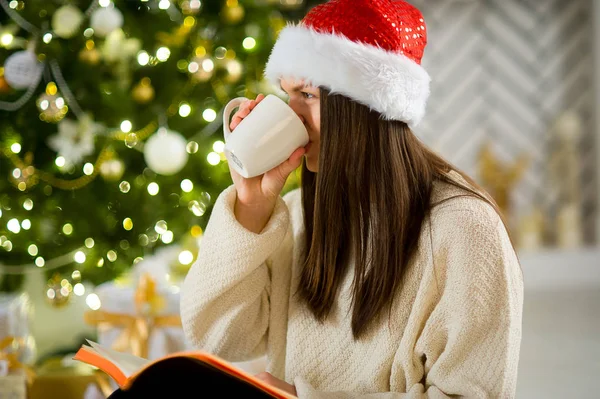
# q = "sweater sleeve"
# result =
<box><xmin>293</xmin><ymin>201</ymin><xmax>524</xmax><ymax>399</ymax></box>
<box><xmin>180</xmin><ymin>184</ymin><xmax>291</xmax><ymax>362</ymax></box>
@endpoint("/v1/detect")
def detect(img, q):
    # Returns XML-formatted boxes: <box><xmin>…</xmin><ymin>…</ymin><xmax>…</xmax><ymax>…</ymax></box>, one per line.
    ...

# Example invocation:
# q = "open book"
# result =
<box><xmin>73</xmin><ymin>340</ymin><xmax>296</xmax><ymax>398</ymax></box>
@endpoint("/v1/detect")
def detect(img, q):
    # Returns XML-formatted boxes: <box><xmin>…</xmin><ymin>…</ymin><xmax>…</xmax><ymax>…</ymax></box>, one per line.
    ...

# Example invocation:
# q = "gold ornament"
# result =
<box><xmin>156</xmin><ymin>19</ymin><xmax>194</xmax><ymax>48</ymax></box>
<box><xmin>478</xmin><ymin>141</ymin><xmax>529</xmax><ymax>220</ymax></box>
<box><xmin>36</xmin><ymin>83</ymin><xmax>68</xmax><ymax>123</ymax></box>
<box><xmin>190</xmin><ymin>225</ymin><xmax>203</xmax><ymax>238</ymax></box>
<box><xmin>0</xmin><ymin>75</ymin><xmax>12</xmax><ymax>94</ymax></box>
<box><xmin>131</xmin><ymin>78</ymin><xmax>155</xmax><ymax>104</ymax></box>
<box><xmin>517</xmin><ymin>206</ymin><xmax>546</xmax><ymax>250</ymax></box>
<box><xmin>134</xmin><ymin>273</ymin><xmax>166</xmax><ymax>315</ymax></box>
<box><xmin>45</xmin><ymin>273</ymin><xmax>72</xmax><ymax>308</ymax></box>
<box><xmin>222</xmin><ymin>0</ymin><xmax>245</xmax><ymax>24</ymax></box>
<box><xmin>79</xmin><ymin>47</ymin><xmax>101</xmax><ymax>65</ymax></box>
<box><xmin>79</xmin><ymin>40</ymin><xmax>100</xmax><ymax>65</ymax></box>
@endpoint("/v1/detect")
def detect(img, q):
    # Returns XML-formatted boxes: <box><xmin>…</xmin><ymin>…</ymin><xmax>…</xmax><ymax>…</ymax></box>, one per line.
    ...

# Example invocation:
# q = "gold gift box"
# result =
<box><xmin>30</xmin><ymin>357</ymin><xmax>111</xmax><ymax>399</ymax></box>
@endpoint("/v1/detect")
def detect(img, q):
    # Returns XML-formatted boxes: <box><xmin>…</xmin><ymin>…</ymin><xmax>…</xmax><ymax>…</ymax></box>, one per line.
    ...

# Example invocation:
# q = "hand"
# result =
<box><xmin>229</xmin><ymin>93</ymin><xmax>265</xmax><ymax>131</ymax></box>
<box><xmin>228</xmin><ymin>94</ymin><xmax>306</xmax><ymax>206</ymax></box>
<box><xmin>254</xmin><ymin>372</ymin><xmax>297</xmax><ymax>397</ymax></box>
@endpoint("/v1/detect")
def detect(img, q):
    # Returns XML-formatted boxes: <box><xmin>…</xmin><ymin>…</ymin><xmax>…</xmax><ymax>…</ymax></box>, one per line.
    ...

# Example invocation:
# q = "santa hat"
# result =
<box><xmin>264</xmin><ymin>0</ymin><xmax>431</xmax><ymax>127</ymax></box>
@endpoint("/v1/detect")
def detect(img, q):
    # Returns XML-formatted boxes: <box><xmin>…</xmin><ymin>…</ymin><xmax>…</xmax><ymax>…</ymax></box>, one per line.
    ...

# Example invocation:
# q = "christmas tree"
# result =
<box><xmin>0</xmin><ymin>0</ymin><xmax>315</xmax><ymax>293</ymax></box>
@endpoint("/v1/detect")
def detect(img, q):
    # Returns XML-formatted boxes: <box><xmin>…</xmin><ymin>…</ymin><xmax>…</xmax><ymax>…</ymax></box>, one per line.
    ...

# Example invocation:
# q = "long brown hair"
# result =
<box><xmin>297</xmin><ymin>89</ymin><xmax>515</xmax><ymax>339</ymax></box>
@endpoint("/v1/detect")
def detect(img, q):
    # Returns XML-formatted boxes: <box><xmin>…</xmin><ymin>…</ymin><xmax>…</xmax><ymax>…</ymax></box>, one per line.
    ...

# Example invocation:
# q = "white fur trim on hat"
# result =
<box><xmin>264</xmin><ymin>24</ymin><xmax>431</xmax><ymax>127</ymax></box>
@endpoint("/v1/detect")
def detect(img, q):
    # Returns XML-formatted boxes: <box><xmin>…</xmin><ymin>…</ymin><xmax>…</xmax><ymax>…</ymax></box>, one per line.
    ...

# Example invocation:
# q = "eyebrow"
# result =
<box><xmin>279</xmin><ymin>81</ymin><xmax>311</xmax><ymax>93</ymax></box>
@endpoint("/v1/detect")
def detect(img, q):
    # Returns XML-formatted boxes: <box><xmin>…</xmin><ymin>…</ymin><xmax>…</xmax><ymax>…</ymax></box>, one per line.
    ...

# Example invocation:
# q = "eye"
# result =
<box><xmin>302</xmin><ymin>91</ymin><xmax>315</xmax><ymax>99</ymax></box>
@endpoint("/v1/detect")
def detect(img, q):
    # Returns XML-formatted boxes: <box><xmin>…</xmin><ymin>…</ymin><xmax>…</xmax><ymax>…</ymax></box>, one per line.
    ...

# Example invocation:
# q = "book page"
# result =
<box><xmin>86</xmin><ymin>340</ymin><xmax>149</xmax><ymax>378</ymax></box>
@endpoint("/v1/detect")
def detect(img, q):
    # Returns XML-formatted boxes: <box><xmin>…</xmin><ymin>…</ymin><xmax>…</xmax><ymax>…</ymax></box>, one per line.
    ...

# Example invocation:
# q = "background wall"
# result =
<box><xmin>412</xmin><ymin>0</ymin><xmax>597</xmax><ymax>246</ymax></box>
<box><xmin>399</xmin><ymin>2</ymin><xmax>600</xmax><ymax>395</ymax></box>
<box><xmin>595</xmin><ymin>0</ymin><xmax>600</xmax><ymax>238</ymax></box>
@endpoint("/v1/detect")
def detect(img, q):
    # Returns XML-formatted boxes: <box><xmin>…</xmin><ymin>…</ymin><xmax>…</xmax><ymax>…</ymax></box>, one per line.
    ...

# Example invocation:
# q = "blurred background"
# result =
<box><xmin>0</xmin><ymin>0</ymin><xmax>598</xmax><ymax>398</ymax></box>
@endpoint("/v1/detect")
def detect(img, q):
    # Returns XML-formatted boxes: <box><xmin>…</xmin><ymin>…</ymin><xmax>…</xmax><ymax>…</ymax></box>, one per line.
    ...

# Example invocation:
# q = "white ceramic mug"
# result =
<box><xmin>223</xmin><ymin>94</ymin><xmax>309</xmax><ymax>178</ymax></box>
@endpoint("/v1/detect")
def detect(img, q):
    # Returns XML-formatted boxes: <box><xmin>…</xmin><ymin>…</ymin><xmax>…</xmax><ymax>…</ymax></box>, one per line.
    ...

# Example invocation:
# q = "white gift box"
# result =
<box><xmin>92</xmin><ymin>281</ymin><xmax>189</xmax><ymax>361</ymax></box>
<box><xmin>0</xmin><ymin>293</ymin><xmax>34</xmax><ymax>399</ymax></box>
<box><xmin>88</xmin><ymin>245</ymin><xmax>191</xmax><ymax>361</ymax></box>
<box><xmin>0</xmin><ymin>293</ymin><xmax>35</xmax><ymax>363</ymax></box>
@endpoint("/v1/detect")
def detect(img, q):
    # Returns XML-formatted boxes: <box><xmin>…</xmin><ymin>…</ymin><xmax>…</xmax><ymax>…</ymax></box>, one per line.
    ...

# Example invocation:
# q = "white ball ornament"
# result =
<box><xmin>90</xmin><ymin>6</ymin><xmax>124</xmax><ymax>38</ymax></box>
<box><xmin>52</xmin><ymin>5</ymin><xmax>84</xmax><ymax>38</ymax></box>
<box><xmin>4</xmin><ymin>51</ymin><xmax>41</xmax><ymax>90</ymax></box>
<box><xmin>143</xmin><ymin>128</ymin><xmax>189</xmax><ymax>175</ymax></box>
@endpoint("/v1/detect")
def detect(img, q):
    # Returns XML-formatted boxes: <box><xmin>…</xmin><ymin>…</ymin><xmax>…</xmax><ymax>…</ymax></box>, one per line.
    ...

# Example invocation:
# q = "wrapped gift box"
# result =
<box><xmin>29</xmin><ymin>356</ymin><xmax>107</xmax><ymax>399</ymax></box>
<box><xmin>0</xmin><ymin>293</ymin><xmax>35</xmax><ymax>363</ymax></box>
<box><xmin>84</xmin><ymin>246</ymin><xmax>190</xmax><ymax>361</ymax></box>
<box><xmin>0</xmin><ymin>293</ymin><xmax>36</xmax><ymax>399</ymax></box>
<box><xmin>88</xmin><ymin>279</ymin><xmax>187</xmax><ymax>361</ymax></box>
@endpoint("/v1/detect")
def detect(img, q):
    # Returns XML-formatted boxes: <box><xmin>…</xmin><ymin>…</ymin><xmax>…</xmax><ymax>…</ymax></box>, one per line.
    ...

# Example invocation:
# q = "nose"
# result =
<box><xmin>288</xmin><ymin>99</ymin><xmax>306</xmax><ymax>124</ymax></box>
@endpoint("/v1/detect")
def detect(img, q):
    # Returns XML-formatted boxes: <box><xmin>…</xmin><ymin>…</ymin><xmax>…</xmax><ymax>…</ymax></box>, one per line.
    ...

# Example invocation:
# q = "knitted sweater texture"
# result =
<box><xmin>180</xmin><ymin>172</ymin><xmax>524</xmax><ymax>398</ymax></box>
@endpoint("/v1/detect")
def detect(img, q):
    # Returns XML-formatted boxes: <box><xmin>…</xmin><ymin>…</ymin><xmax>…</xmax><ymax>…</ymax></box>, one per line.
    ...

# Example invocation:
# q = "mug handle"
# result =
<box><xmin>222</xmin><ymin>97</ymin><xmax>249</xmax><ymax>141</ymax></box>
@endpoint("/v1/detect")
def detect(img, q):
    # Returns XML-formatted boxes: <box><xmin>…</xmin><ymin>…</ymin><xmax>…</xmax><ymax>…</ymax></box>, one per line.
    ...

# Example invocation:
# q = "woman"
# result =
<box><xmin>180</xmin><ymin>0</ymin><xmax>524</xmax><ymax>398</ymax></box>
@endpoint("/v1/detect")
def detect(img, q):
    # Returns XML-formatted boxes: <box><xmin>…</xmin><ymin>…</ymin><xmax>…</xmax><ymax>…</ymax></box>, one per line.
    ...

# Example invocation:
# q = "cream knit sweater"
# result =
<box><xmin>180</xmin><ymin>172</ymin><xmax>524</xmax><ymax>398</ymax></box>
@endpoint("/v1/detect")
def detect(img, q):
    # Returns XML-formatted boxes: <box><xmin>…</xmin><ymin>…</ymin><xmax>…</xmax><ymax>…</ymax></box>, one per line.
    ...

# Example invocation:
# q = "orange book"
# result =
<box><xmin>73</xmin><ymin>340</ymin><xmax>296</xmax><ymax>398</ymax></box>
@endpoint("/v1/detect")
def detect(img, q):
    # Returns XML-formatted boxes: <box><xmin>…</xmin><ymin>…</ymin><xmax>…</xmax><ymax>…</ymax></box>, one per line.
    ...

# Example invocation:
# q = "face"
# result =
<box><xmin>279</xmin><ymin>78</ymin><xmax>321</xmax><ymax>172</ymax></box>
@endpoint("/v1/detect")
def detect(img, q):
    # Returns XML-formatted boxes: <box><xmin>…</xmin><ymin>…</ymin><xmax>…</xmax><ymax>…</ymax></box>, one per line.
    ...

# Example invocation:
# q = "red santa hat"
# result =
<box><xmin>265</xmin><ymin>0</ymin><xmax>431</xmax><ymax>127</ymax></box>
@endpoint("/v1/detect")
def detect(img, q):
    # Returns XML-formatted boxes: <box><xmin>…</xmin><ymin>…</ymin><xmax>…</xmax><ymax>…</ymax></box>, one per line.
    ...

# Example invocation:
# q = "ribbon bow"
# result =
<box><xmin>0</xmin><ymin>336</ymin><xmax>35</xmax><ymax>385</ymax></box>
<box><xmin>83</xmin><ymin>273</ymin><xmax>181</xmax><ymax>359</ymax></box>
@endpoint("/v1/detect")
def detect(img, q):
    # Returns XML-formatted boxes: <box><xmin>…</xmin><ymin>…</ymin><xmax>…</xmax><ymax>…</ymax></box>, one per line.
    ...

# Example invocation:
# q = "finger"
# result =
<box><xmin>233</xmin><ymin>100</ymin><xmax>255</xmax><ymax>119</ymax></box>
<box><xmin>230</xmin><ymin>111</ymin><xmax>251</xmax><ymax>130</ymax></box>
<box><xmin>230</xmin><ymin>102</ymin><xmax>253</xmax><ymax>130</ymax></box>
<box><xmin>247</xmin><ymin>99</ymin><xmax>260</xmax><ymax>112</ymax></box>
<box><xmin>255</xmin><ymin>93</ymin><xmax>266</xmax><ymax>104</ymax></box>
<box><xmin>238</xmin><ymin>101</ymin><xmax>254</xmax><ymax>117</ymax></box>
<box><xmin>230</xmin><ymin>116</ymin><xmax>243</xmax><ymax>131</ymax></box>
<box><xmin>289</xmin><ymin>147</ymin><xmax>307</xmax><ymax>164</ymax></box>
